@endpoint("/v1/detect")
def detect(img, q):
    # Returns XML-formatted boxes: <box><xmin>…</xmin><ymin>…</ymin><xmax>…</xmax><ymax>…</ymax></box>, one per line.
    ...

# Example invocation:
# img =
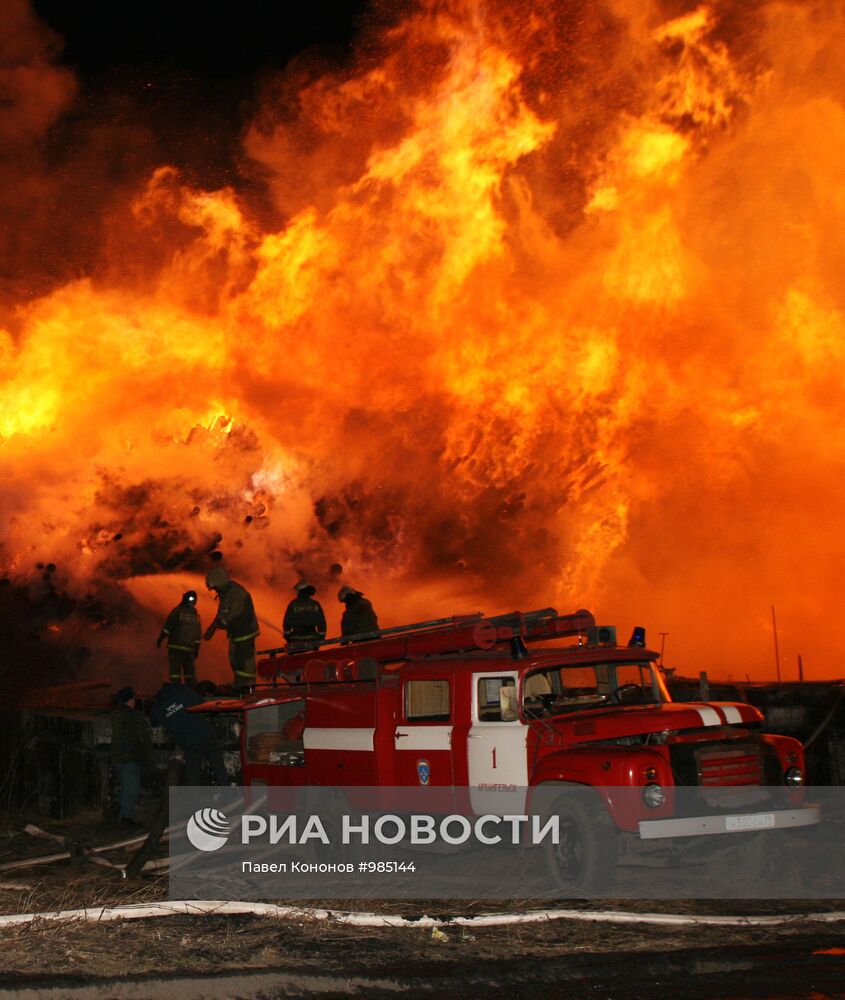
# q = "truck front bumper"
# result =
<box><xmin>638</xmin><ymin>804</ymin><xmax>821</xmax><ymax>840</ymax></box>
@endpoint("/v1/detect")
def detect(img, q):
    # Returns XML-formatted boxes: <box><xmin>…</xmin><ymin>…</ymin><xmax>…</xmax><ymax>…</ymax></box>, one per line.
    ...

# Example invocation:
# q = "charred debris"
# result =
<box><xmin>666</xmin><ymin>674</ymin><xmax>845</xmax><ymax>787</ymax></box>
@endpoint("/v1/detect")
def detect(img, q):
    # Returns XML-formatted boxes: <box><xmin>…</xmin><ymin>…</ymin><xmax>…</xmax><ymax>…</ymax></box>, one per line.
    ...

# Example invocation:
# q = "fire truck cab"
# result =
<box><xmin>193</xmin><ymin>607</ymin><xmax>820</xmax><ymax>890</ymax></box>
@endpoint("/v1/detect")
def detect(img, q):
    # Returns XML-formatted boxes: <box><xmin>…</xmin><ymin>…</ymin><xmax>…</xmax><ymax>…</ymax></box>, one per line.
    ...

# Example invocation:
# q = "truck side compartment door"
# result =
<box><xmin>394</xmin><ymin>677</ymin><xmax>455</xmax><ymax>788</ymax></box>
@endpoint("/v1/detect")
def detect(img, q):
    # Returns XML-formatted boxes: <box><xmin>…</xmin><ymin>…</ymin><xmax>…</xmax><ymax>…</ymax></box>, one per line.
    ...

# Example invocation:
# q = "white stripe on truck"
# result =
<box><xmin>695</xmin><ymin>706</ymin><xmax>722</xmax><ymax>727</ymax></box>
<box><xmin>303</xmin><ymin>727</ymin><xmax>374</xmax><ymax>751</ymax></box>
<box><xmin>393</xmin><ymin>726</ymin><xmax>452</xmax><ymax>751</ymax></box>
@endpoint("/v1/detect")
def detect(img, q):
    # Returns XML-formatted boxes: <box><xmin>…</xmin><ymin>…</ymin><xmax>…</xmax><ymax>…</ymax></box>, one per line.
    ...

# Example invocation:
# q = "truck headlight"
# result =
<box><xmin>643</xmin><ymin>784</ymin><xmax>665</xmax><ymax>808</ymax></box>
<box><xmin>784</xmin><ymin>766</ymin><xmax>804</xmax><ymax>786</ymax></box>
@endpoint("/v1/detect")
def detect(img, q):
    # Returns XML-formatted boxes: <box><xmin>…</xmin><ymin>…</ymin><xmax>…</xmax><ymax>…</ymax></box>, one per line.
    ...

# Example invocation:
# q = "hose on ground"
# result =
<box><xmin>0</xmin><ymin>900</ymin><xmax>843</xmax><ymax>929</ymax></box>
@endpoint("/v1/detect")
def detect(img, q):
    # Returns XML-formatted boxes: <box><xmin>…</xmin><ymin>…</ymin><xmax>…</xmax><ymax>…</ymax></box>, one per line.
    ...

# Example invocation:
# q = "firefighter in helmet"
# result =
<box><xmin>338</xmin><ymin>585</ymin><xmax>379</xmax><ymax>639</ymax></box>
<box><xmin>157</xmin><ymin>590</ymin><xmax>201</xmax><ymax>687</ymax></box>
<box><xmin>203</xmin><ymin>567</ymin><xmax>260</xmax><ymax>691</ymax></box>
<box><xmin>283</xmin><ymin>581</ymin><xmax>326</xmax><ymax>651</ymax></box>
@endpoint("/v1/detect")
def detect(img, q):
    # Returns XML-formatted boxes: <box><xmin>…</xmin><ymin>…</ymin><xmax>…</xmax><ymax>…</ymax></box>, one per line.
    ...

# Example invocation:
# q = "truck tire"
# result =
<box><xmin>542</xmin><ymin>788</ymin><xmax>617</xmax><ymax>895</ymax></box>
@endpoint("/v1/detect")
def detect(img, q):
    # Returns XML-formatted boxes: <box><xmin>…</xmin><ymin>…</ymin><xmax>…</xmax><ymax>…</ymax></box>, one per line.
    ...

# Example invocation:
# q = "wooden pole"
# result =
<box><xmin>771</xmin><ymin>605</ymin><xmax>781</xmax><ymax>682</ymax></box>
<box><xmin>124</xmin><ymin>758</ymin><xmax>181</xmax><ymax>879</ymax></box>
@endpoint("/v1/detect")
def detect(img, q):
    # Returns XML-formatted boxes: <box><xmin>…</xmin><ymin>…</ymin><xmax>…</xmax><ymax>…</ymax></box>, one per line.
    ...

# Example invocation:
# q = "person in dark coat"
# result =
<box><xmin>203</xmin><ymin>567</ymin><xmax>260</xmax><ymax>691</ymax></box>
<box><xmin>338</xmin><ymin>586</ymin><xmax>380</xmax><ymax>639</ymax></box>
<box><xmin>157</xmin><ymin>590</ymin><xmax>201</xmax><ymax>686</ymax></box>
<box><xmin>110</xmin><ymin>686</ymin><xmax>151</xmax><ymax>825</ymax></box>
<box><xmin>283</xmin><ymin>581</ymin><xmax>326</xmax><ymax>651</ymax></box>
<box><xmin>150</xmin><ymin>682</ymin><xmax>228</xmax><ymax>785</ymax></box>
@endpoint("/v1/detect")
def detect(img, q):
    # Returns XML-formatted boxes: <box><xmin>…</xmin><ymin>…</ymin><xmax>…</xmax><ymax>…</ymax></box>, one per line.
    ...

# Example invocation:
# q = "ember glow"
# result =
<box><xmin>2</xmin><ymin>0</ymin><xmax>844</xmax><ymax>685</ymax></box>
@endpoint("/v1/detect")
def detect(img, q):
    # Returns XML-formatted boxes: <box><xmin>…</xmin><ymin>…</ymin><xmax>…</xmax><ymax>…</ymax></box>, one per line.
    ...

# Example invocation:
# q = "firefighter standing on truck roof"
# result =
<box><xmin>156</xmin><ymin>590</ymin><xmax>201</xmax><ymax>687</ymax></box>
<box><xmin>338</xmin><ymin>586</ymin><xmax>379</xmax><ymax>639</ymax></box>
<box><xmin>203</xmin><ymin>567</ymin><xmax>260</xmax><ymax>691</ymax></box>
<box><xmin>283</xmin><ymin>581</ymin><xmax>326</xmax><ymax>651</ymax></box>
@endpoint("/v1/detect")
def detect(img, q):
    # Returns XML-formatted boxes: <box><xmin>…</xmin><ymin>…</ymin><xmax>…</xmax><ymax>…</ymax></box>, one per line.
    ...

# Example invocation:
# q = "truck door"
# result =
<box><xmin>467</xmin><ymin>671</ymin><xmax>528</xmax><ymax>814</ymax></box>
<box><xmin>393</xmin><ymin>677</ymin><xmax>455</xmax><ymax>787</ymax></box>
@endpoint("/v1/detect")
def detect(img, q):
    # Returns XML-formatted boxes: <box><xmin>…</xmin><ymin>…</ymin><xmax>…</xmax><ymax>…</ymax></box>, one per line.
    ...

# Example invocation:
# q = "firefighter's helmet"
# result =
<box><xmin>205</xmin><ymin>567</ymin><xmax>230</xmax><ymax>590</ymax></box>
<box><xmin>338</xmin><ymin>585</ymin><xmax>360</xmax><ymax>602</ymax></box>
<box><xmin>294</xmin><ymin>580</ymin><xmax>314</xmax><ymax>593</ymax></box>
<box><xmin>182</xmin><ymin>590</ymin><xmax>198</xmax><ymax>605</ymax></box>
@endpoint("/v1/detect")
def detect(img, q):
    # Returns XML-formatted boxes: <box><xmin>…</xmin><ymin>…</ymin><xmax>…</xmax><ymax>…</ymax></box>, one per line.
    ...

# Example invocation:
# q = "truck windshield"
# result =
<box><xmin>522</xmin><ymin>661</ymin><xmax>665</xmax><ymax>717</ymax></box>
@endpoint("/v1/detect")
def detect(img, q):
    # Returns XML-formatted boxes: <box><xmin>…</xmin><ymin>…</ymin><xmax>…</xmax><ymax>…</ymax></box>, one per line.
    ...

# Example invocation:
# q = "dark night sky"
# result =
<box><xmin>29</xmin><ymin>0</ymin><xmax>374</xmax><ymax>186</ymax></box>
<box><xmin>4</xmin><ymin>1</ymin><xmax>374</xmax><ymax>303</ymax></box>
<box><xmin>32</xmin><ymin>1</ymin><xmax>369</xmax><ymax>80</ymax></box>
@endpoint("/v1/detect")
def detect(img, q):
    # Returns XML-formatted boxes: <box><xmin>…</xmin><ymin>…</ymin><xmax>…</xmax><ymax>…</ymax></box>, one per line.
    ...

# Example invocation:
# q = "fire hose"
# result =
<box><xmin>0</xmin><ymin>900</ymin><xmax>843</xmax><ymax>929</ymax></box>
<box><xmin>0</xmin><ymin>832</ymin><xmax>159</xmax><ymax>873</ymax></box>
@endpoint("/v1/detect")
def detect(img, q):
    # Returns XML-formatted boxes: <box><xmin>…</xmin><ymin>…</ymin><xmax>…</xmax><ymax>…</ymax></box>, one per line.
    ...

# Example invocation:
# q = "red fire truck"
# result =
<box><xmin>193</xmin><ymin>607</ymin><xmax>819</xmax><ymax>890</ymax></box>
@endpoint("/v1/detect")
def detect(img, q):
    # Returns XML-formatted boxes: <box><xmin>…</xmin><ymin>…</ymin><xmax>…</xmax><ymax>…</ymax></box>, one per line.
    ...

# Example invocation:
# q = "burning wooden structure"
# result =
<box><xmin>7</xmin><ymin>682</ymin><xmax>239</xmax><ymax>819</ymax></box>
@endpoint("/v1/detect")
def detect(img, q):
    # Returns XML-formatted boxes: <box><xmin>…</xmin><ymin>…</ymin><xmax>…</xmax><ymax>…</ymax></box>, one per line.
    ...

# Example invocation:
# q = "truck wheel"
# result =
<box><xmin>543</xmin><ymin>789</ymin><xmax>617</xmax><ymax>895</ymax></box>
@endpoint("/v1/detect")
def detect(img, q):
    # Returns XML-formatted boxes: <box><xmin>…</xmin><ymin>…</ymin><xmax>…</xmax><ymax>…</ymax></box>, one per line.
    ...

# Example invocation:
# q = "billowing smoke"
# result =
<box><xmin>0</xmin><ymin>0</ymin><xmax>76</xmax><ymax>311</ymax></box>
<box><xmin>2</xmin><ymin>0</ymin><xmax>845</xmax><ymax>692</ymax></box>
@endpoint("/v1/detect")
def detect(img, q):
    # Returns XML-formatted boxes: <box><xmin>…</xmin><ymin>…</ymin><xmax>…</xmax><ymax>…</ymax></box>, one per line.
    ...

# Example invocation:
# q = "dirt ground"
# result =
<box><xmin>2</xmin><ymin>911</ymin><xmax>845</xmax><ymax>999</ymax></box>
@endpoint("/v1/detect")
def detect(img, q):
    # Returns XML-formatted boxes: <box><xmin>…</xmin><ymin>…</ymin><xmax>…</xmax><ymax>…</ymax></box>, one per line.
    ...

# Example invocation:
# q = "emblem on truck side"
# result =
<box><xmin>416</xmin><ymin>759</ymin><xmax>431</xmax><ymax>785</ymax></box>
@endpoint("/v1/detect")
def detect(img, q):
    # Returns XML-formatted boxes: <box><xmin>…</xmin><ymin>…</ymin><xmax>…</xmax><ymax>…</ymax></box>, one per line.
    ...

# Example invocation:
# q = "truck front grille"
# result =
<box><xmin>668</xmin><ymin>739</ymin><xmax>783</xmax><ymax>813</ymax></box>
<box><xmin>696</xmin><ymin>747</ymin><xmax>762</xmax><ymax>786</ymax></box>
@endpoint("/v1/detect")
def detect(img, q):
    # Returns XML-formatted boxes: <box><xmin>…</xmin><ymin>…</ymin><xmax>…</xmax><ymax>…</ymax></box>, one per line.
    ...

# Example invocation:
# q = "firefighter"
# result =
<box><xmin>203</xmin><ymin>567</ymin><xmax>260</xmax><ymax>691</ymax></box>
<box><xmin>150</xmin><ymin>682</ymin><xmax>228</xmax><ymax>785</ymax></box>
<box><xmin>283</xmin><ymin>581</ymin><xmax>326</xmax><ymax>651</ymax></box>
<box><xmin>156</xmin><ymin>590</ymin><xmax>201</xmax><ymax>686</ymax></box>
<box><xmin>338</xmin><ymin>586</ymin><xmax>380</xmax><ymax>639</ymax></box>
<box><xmin>110</xmin><ymin>686</ymin><xmax>151</xmax><ymax>826</ymax></box>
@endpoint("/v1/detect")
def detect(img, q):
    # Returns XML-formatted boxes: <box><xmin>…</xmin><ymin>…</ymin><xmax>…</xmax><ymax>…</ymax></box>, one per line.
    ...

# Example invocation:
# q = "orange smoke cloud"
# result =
<box><xmin>2</xmin><ymin>0</ymin><xmax>844</xmax><ymax>687</ymax></box>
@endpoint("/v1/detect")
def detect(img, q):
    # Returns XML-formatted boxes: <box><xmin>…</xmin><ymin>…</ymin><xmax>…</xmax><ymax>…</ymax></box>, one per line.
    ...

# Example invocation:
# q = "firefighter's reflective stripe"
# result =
<box><xmin>233</xmin><ymin>631</ymin><xmax>259</xmax><ymax>642</ymax></box>
<box><xmin>393</xmin><ymin>726</ymin><xmax>452</xmax><ymax>751</ymax></box>
<box><xmin>304</xmin><ymin>727</ymin><xmax>374</xmax><ymax>752</ymax></box>
<box><xmin>695</xmin><ymin>706</ymin><xmax>722</xmax><ymax>727</ymax></box>
<box><xmin>285</xmin><ymin>634</ymin><xmax>324</xmax><ymax>644</ymax></box>
<box><xmin>234</xmin><ymin>669</ymin><xmax>255</xmax><ymax>677</ymax></box>
<box><xmin>168</xmin><ymin>644</ymin><xmax>195</xmax><ymax>652</ymax></box>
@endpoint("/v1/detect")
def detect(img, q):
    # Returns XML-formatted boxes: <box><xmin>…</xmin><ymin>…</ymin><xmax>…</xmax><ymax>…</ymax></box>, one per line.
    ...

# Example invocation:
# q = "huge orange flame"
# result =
<box><xmin>2</xmin><ymin>0</ymin><xmax>844</xmax><ymax>686</ymax></box>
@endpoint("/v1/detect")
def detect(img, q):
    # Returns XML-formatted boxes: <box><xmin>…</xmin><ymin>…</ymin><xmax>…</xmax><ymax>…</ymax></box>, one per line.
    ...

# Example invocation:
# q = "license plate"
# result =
<box><xmin>725</xmin><ymin>812</ymin><xmax>775</xmax><ymax>831</ymax></box>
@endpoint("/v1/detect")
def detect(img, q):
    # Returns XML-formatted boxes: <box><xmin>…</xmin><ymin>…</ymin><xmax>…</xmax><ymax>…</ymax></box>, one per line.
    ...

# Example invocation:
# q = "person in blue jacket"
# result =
<box><xmin>151</xmin><ymin>682</ymin><xmax>228</xmax><ymax>785</ymax></box>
